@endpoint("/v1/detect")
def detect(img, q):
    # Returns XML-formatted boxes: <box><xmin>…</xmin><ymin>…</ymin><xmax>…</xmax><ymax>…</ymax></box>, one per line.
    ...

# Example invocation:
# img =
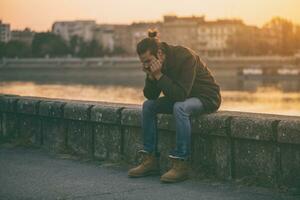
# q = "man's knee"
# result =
<box><xmin>173</xmin><ymin>102</ymin><xmax>187</xmax><ymax>115</ymax></box>
<box><xmin>142</xmin><ymin>100</ymin><xmax>156</xmax><ymax>112</ymax></box>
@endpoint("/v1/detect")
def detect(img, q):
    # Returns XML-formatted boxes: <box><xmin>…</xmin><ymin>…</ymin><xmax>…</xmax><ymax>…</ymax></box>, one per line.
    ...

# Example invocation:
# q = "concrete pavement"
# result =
<box><xmin>0</xmin><ymin>146</ymin><xmax>298</xmax><ymax>200</ymax></box>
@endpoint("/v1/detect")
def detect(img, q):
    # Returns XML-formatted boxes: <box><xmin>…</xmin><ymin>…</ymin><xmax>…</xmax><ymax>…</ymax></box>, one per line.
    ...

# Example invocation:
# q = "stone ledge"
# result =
<box><xmin>0</xmin><ymin>95</ymin><xmax>20</xmax><ymax>112</ymax></box>
<box><xmin>1</xmin><ymin>94</ymin><xmax>300</xmax><ymax>189</ymax></box>
<box><xmin>39</xmin><ymin>101</ymin><xmax>66</xmax><ymax>118</ymax></box>
<box><xmin>16</xmin><ymin>98</ymin><xmax>41</xmax><ymax>115</ymax></box>
<box><xmin>278</xmin><ymin>119</ymin><xmax>300</xmax><ymax>144</ymax></box>
<box><xmin>91</xmin><ymin>104</ymin><xmax>123</xmax><ymax>124</ymax></box>
<box><xmin>64</xmin><ymin>102</ymin><xmax>94</xmax><ymax>121</ymax></box>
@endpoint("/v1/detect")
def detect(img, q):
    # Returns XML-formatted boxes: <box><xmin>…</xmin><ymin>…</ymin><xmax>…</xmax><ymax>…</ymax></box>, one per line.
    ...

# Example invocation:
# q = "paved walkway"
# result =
<box><xmin>0</xmin><ymin>146</ymin><xmax>298</xmax><ymax>200</ymax></box>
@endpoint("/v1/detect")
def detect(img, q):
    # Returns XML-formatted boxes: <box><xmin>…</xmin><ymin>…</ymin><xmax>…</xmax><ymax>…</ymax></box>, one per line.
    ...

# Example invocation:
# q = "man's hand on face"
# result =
<box><xmin>142</xmin><ymin>64</ymin><xmax>155</xmax><ymax>80</ymax></box>
<box><xmin>149</xmin><ymin>56</ymin><xmax>163</xmax><ymax>80</ymax></box>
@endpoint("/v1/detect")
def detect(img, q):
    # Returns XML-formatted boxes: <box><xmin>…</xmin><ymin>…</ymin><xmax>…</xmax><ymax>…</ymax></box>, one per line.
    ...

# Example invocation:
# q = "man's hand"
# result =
<box><xmin>142</xmin><ymin>65</ymin><xmax>155</xmax><ymax>80</ymax></box>
<box><xmin>149</xmin><ymin>57</ymin><xmax>163</xmax><ymax>80</ymax></box>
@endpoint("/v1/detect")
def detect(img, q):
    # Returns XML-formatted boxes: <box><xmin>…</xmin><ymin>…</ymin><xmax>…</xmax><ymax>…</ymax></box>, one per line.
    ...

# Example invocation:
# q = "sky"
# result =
<box><xmin>0</xmin><ymin>0</ymin><xmax>300</xmax><ymax>31</ymax></box>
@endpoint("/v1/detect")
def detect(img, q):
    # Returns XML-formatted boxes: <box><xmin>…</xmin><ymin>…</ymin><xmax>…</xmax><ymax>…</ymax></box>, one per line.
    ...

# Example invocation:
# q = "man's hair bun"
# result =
<box><xmin>148</xmin><ymin>29</ymin><xmax>158</xmax><ymax>38</ymax></box>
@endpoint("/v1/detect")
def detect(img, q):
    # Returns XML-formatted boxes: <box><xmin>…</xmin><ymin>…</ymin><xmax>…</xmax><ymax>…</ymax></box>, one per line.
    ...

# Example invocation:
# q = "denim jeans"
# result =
<box><xmin>140</xmin><ymin>96</ymin><xmax>205</xmax><ymax>160</ymax></box>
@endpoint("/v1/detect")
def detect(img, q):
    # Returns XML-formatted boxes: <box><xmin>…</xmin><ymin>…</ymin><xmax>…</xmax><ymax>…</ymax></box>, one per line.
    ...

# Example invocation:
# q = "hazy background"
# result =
<box><xmin>1</xmin><ymin>0</ymin><xmax>300</xmax><ymax>31</ymax></box>
<box><xmin>0</xmin><ymin>0</ymin><xmax>299</xmax><ymax>116</ymax></box>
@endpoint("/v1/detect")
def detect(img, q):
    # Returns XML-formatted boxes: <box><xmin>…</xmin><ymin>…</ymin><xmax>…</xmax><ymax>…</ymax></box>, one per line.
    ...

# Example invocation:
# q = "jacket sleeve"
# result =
<box><xmin>143</xmin><ymin>74</ymin><xmax>161</xmax><ymax>100</ymax></box>
<box><xmin>157</xmin><ymin>52</ymin><xmax>197</xmax><ymax>101</ymax></box>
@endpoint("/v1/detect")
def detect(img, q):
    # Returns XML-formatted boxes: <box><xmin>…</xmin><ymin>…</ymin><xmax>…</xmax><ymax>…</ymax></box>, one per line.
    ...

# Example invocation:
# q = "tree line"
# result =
<box><xmin>227</xmin><ymin>17</ymin><xmax>300</xmax><ymax>56</ymax></box>
<box><xmin>0</xmin><ymin>32</ymin><xmax>125</xmax><ymax>58</ymax></box>
<box><xmin>1</xmin><ymin>17</ymin><xmax>300</xmax><ymax>58</ymax></box>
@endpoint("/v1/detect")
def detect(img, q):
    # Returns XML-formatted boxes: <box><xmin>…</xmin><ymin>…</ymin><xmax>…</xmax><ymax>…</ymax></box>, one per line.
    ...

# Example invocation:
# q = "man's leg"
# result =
<box><xmin>161</xmin><ymin>97</ymin><xmax>205</xmax><ymax>183</ymax></box>
<box><xmin>170</xmin><ymin>97</ymin><xmax>205</xmax><ymax>160</ymax></box>
<box><xmin>141</xmin><ymin>97</ymin><xmax>174</xmax><ymax>155</ymax></box>
<box><xmin>128</xmin><ymin>97</ymin><xmax>174</xmax><ymax>178</ymax></box>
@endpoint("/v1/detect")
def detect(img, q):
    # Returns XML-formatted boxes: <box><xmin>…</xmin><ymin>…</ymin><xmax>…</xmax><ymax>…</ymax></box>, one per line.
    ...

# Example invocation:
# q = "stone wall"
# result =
<box><xmin>0</xmin><ymin>94</ymin><xmax>299</xmax><ymax>188</ymax></box>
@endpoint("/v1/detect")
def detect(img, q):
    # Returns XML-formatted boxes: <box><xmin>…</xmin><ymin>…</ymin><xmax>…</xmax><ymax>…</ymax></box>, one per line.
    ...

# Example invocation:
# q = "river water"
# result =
<box><xmin>1</xmin><ymin>81</ymin><xmax>299</xmax><ymax>116</ymax></box>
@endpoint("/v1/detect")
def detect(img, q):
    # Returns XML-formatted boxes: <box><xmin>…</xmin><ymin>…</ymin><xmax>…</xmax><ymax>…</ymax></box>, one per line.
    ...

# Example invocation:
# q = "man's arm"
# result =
<box><xmin>143</xmin><ymin>74</ymin><xmax>161</xmax><ymax>100</ymax></box>
<box><xmin>156</xmin><ymin>53</ymin><xmax>197</xmax><ymax>102</ymax></box>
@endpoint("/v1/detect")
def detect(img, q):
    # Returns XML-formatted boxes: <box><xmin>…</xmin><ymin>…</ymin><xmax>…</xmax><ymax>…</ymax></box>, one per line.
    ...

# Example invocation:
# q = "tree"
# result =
<box><xmin>0</xmin><ymin>42</ymin><xmax>5</xmax><ymax>58</ymax></box>
<box><xmin>31</xmin><ymin>32</ymin><xmax>69</xmax><ymax>57</ymax></box>
<box><xmin>69</xmin><ymin>35</ymin><xmax>82</xmax><ymax>55</ymax></box>
<box><xmin>4</xmin><ymin>40</ymin><xmax>32</xmax><ymax>58</ymax></box>
<box><xmin>227</xmin><ymin>26</ymin><xmax>271</xmax><ymax>56</ymax></box>
<box><xmin>227</xmin><ymin>17</ymin><xmax>299</xmax><ymax>56</ymax></box>
<box><xmin>294</xmin><ymin>26</ymin><xmax>300</xmax><ymax>52</ymax></box>
<box><xmin>77</xmin><ymin>39</ymin><xmax>104</xmax><ymax>58</ymax></box>
<box><xmin>112</xmin><ymin>46</ymin><xmax>126</xmax><ymax>55</ymax></box>
<box><xmin>263</xmin><ymin>17</ymin><xmax>295</xmax><ymax>55</ymax></box>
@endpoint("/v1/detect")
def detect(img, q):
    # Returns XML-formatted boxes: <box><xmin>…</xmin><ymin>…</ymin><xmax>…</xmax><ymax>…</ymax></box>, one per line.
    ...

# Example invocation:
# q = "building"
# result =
<box><xmin>197</xmin><ymin>19</ymin><xmax>245</xmax><ymax>57</ymax></box>
<box><xmin>94</xmin><ymin>25</ymin><xmax>115</xmax><ymax>52</ymax></box>
<box><xmin>11</xmin><ymin>28</ymin><xmax>35</xmax><ymax>45</ymax></box>
<box><xmin>0</xmin><ymin>20</ymin><xmax>11</xmax><ymax>43</ymax></box>
<box><xmin>160</xmin><ymin>15</ymin><xmax>205</xmax><ymax>51</ymax></box>
<box><xmin>129</xmin><ymin>22</ymin><xmax>162</xmax><ymax>55</ymax></box>
<box><xmin>52</xmin><ymin>20</ymin><xmax>96</xmax><ymax>42</ymax></box>
<box><xmin>112</xmin><ymin>22</ymin><xmax>161</xmax><ymax>55</ymax></box>
<box><xmin>113</xmin><ymin>24</ymin><xmax>132</xmax><ymax>55</ymax></box>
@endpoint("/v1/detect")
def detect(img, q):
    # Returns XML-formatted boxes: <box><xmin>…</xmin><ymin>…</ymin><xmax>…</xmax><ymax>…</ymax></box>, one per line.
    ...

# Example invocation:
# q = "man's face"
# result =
<box><xmin>139</xmin><ymin>50</ymin><xmax>156</xmax><ymax>70</ymax></box>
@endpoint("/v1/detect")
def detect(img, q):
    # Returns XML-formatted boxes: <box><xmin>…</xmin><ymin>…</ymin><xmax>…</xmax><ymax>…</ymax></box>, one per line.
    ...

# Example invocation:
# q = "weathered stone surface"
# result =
<box><xmin>66</xmin><ymin>120</ymin><xmax>93</xmax><ymax>157</ymax></box>
<box><xmin>91</xmin><ymin>105</ymin><xmax>123</xmax><ymax>124</ymax></box>
<box><xmin>0</xmin><ymin>111</ymin><xmax>2</xmax><ymax>140</ymax></box>
<box><xmin>2</xmin><ymin>95</ymin><xmax>300</xmax><ymax>189</ymax></box>
<box><xmin>122</xmin><ymin>127</ymin><xmax>143</xmax><ymax>165</ymax></box>
<box><xmin>234</xmin><ymin>141</ymin><xmax>277</xmax><ymax>186</ymax></box>
<box><xmin>121</xmin><ymin>108</ymin><xmax>141</xmax><ymax>127</ymax></box>
<box><xmin>39</xmin><ymin>101</ymin><xmax>66</xmax><ymax>118</ymax></box>
<box><xmin>91</xmin><ymin>105</ymin><xmax>124</xmax><ymax>161</ymax></box>
<box><xmin>18</xmin><ymin>115</ymin><xmax>42</xmax><ymax>146</ymax></box>
<box><xmin>192</xmin><ymin>135</ymin><xmax>231</xmax><ymax>179</ymax></box>
<box><xmin>278</xmin><ymin>119</ymin><xmax>300</xmax><ymax>187</ymax></box>
<box><xmin>64</xmin><ymin>103</ymin><xmax>93</xmax><ymax>121</ymax></box>
<box><xmin>192</xmin><ymin>112</ymin><xmax>232</xmax><ymax>180</ymax></box>
<box><xmin>0</xmin><ymin>113</ymin><xmax>19</xmax><ymax>142</ymax></box>
<box><xmin>0</xmin><ymin>94</ymin><xmax>4</xmax><ymax>112</ymax></box>
<box><xmin>278</xmin><ymin>119</ymin><xmax>300</xmax><ymax>145</ymax></box>
<box><xmin>278</xmin><ymin>144</ymin><xmax>300</xmax><ymax>188</ymax></box>
<box><xmin>37</xmin><ymin>100</ymin><xmax>67</xmax><ymax>152</ymax></box>
<box><xmin>16</xmin><ymin>98</ymin><xmax>41</xmax><ymax>115</ymax></box>
<box><xmin>192</xmin><ymin>112</ymin><xmax>230</xmax><ymax>136</ymax></box>
<box><xmin>231</xmin><ymin>115</ymin><xmax>278</xmax><ymax>141</ymax></box>
<box><xmin>42</xmin><ymin>118</ymin><xmax>66</xmax><ymax>153</ymax></box>
<box><xmin>94</xmin><ymin>124</ymin><xmax>122</xmax><ymax>161</ymax></box>
<box><xmin>231</xmin><ymin>115</ymin><xmax>278</xmax><ymax>186</ymax></box>
<box><xmin>0</xmin><ymin>95</ymin><xmax>19</xmax><ymax>112</ymax></box>
<box><xmin>157</xmin><ymin>114</ymin><xmax>175</xmax><ymax>131</ymax></box>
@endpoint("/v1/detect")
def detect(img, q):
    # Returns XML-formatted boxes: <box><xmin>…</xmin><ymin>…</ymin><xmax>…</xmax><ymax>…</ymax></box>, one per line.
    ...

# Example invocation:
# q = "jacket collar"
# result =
<box><xmin>160</xmin><ymin>42</ymin><xmax>172</xmax><ymax>73</ymax></box>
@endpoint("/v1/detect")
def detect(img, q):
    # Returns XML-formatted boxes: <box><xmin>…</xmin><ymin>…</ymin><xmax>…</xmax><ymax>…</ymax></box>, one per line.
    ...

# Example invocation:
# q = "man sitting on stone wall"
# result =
<box><xmin>128</xmin><ymin>30</ymin><xmax>222</xmax><ymax>183</ymax></box>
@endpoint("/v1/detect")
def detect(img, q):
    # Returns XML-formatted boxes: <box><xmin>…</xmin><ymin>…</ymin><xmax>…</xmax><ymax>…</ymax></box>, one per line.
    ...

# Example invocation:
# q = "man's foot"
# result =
<box><xmin>160</xmin><ymin>157</ymin><xmax>189</xmax><ymax>183</ymax></box>
<box><xmin>128</xmin><ymin>152</ymin><xmax>160</xmax><ymax>178</ymax></box>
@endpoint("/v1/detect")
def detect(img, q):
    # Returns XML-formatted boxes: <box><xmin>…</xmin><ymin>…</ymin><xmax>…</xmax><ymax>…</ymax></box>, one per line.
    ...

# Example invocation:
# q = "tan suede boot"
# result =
<box><xmin>128</xmin><ymin>152</ymin><xmax>160</xmax><ymax>178</ymax></box>
<box><xmin>160</xmin><ymin>157</ymin><xmax>189</xmax><ymax>183</ymax></box>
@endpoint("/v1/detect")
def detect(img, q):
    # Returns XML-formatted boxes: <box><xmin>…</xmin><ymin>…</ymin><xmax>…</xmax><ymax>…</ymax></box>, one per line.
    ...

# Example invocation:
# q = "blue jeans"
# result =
<box><xmin>141</xmin><ymin>96</ymin><xmax>205</xmax><ymax>160</ymax></box>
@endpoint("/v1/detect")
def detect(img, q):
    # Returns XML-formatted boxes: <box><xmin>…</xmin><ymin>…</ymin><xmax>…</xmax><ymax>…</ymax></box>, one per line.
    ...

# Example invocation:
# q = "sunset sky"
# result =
<box><xmin>1</xmin><ymin>0</ymin><xmax>299</xmax><ymax>31</ymax></box>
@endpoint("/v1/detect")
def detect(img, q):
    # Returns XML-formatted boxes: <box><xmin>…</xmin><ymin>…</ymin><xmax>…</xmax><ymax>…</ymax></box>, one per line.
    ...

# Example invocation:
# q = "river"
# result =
<box><xmin>1</xmin><ymin>81</ymin><xmax>299</xmax><ymax>116</ymax></box>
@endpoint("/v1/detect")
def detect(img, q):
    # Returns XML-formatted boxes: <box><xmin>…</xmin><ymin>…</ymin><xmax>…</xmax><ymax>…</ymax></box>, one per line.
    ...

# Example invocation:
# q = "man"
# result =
<box><xmin>128</xmin><ymin>30</ymin><xmax>222</xmax><ymax>183</ymax></box>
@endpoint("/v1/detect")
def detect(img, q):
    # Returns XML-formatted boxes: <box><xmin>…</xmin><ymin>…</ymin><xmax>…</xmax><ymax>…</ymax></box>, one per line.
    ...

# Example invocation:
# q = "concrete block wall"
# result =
<box><xmin>0</xmin><ymin>94</ymin><xmax>299</xmax><ymax>188</ymax></box>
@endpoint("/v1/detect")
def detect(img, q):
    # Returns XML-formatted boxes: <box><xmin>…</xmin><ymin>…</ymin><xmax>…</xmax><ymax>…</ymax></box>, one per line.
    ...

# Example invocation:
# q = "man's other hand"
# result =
<box><xmin>150</xmin><ymin>57</ymin><xmax>163</xmax><ymax>80</ymax></box>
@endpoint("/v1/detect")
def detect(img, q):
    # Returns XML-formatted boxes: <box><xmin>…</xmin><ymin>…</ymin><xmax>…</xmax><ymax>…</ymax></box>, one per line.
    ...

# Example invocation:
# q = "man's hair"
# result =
<box><xmin>136</xmin><ymin>29</ymin><xmax>160</xmax><ymax>56</ymax></box>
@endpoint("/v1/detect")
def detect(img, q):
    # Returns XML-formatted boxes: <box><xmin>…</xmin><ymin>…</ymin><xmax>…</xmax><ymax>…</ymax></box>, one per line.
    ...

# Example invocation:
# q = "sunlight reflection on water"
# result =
<box><xmin>0</xmin><ymin>81</ymin><xmax>299</xmax><ymax>116</ymax></box>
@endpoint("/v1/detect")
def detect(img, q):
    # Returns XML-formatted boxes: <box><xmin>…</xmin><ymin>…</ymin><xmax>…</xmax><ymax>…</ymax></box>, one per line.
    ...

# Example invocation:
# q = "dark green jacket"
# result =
<box><xmin>143</xmin><ymin>42</ymin><xmax>222</xmax><ymax>114</ymax></box>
